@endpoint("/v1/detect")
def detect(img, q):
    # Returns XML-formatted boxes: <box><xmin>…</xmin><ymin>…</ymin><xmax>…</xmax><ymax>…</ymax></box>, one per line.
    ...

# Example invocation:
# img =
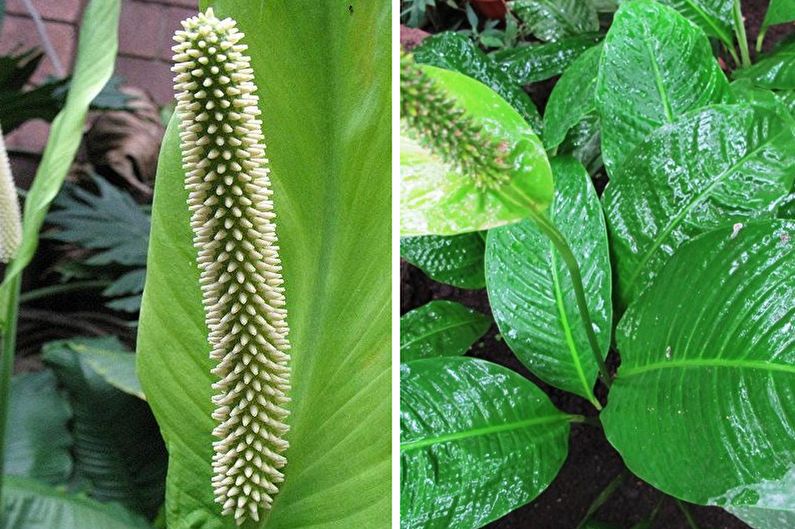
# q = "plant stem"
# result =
<box><xmin>526</xmin><ymin>206</ymin><xmax>613</xmax><ymax>388</ymax></box>
<box><xmin>676</xmin><ymin>499</ymin><xmax>701</xmax><ymax>529</ymax></box>
<box><xmin>576</xmin><ymin>470</ymin><xmax>627</xmax><ymax>529</ymax></box>
<box><xmin>0</xmin><ymin>271</ymin><xmax>22</xmax><ymax>511</ymax></box>
<box><xmin>732</xmin><ymin>0</ymin><xmax>751</xmax><ymax>68</ymax></box>
<box><xmin>756</xmin><ymin>27</ymin><xmax>768</xmax><ymax>54</ymax></box>
<box><xmin>19</xmin><ymin>279</ymin><xmax>111</xmax><ymax>304</ymax></box>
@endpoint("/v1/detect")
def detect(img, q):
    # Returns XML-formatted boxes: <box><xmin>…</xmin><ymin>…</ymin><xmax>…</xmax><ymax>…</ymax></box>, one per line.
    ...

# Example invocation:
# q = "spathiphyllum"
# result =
<box><xmin>400</xmin><ymin>53</ymin><xmax>511</xmax><ymax>190</ymax></box>
<box><xmin>0</xmin><ymin>125</ymin><xmax>22</xmax><ymax>263</ymax></box>
<box><xmin>172</xmin><ymin>8</ymin><xmax>290</xmax><ymax>525</ymax></box>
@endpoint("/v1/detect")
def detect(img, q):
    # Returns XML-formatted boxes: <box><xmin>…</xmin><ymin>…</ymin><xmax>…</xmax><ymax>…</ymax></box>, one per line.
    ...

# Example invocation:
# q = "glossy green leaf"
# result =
<box><xmin>494</xmin><ymin>33</ymin><xmax>602</xmax><ymax>85</ymax></box>
<box><xmin>65</xmin><ymin>339</ymin><xmax>144</xmax><ymax>399</ymax></box>
<box><xmin>137</xmin><ymin>2</ymin><xmax>391</xmax><ymax>528</ymax></box>
<box><xmin>761</xmin><ymin>0</ymin><xmax>795</xmax><ymax>30</ymax></box>
<box><xmin>0</xmin><ymin>0</ymin><xmax>120</xmax><ymax>317</ymax></box>
<box><xmin>543</xmin><ymin>43</ymin><xmax>602</xmax><ymax>150</ymax></box>
<box><xmin>4</xmin><ymin>371</ymin><xmax>72</xmax><ymax>484</ymax></box>
<box><xmin>400</xmin><ymin>300</ymin><xmax>491</xmax><ymax>362</ymax></box>
<box><xmin>595</xmin><ymin>0</ymin><xmax>729</xmax><ymax>175</ymax></box>
<box><xmin>558</xmin><ymin>114</ymin><xmax>603</xmax><ymax>175</ymax></box>
<box><xmin>603</xmin><ymin>104</ymin><xmax>795</xmax><ymax>308</ymax></box>
<box><xmin>486</xmin><ymin>158</ymin><xmax>611</xmax><ymax>405</ymax></box>
<box><xmin>656</xmin><ymin>0</ymin><xmax>733</xmax><ymax>46</ymax></box>
<box><xmin>413</xmin><ymin>32</ymin><xmax>542</xmax><ymax>132</ymax></box>
<box><xmin>729</xmin><ymin>79</ymin><xmax>795</xmax><ymax>119</ymax></box>
<box><xmin>3</xmin><ymin>476</ymin><xmax>152</xmax><ymax>529</ymax></box>
<box><xmin>44</xmin><ymin>337</ymin><xmax>166</xmax><ymax>518</ymax></box>
<box><xmin>400</xmin><ymin>233</ymin><xmax>486</xmax><ymax>289</ymax></box>
<box><xmin>734</xmin><ymin>39</ymin><xmax>795</xmax><ymax>90</ymax></box>
<box><xmin>602</xmin><ymin>220</ymin><xmax>795</xmax><ymax>528</ymax></box>
<box><xmin>510</xmin><ymin>0</ymin><xmax>599</xmax><ymax>42</ymax></box>
<box><xmin>401</xmin><ymin>65</ymin><xmax>552</xmax><ymax>236</ymax></box>
<box><xmin>400</xmin><ymin>357</ymin><xmax>572</xmax><ymax>529</ymax></box>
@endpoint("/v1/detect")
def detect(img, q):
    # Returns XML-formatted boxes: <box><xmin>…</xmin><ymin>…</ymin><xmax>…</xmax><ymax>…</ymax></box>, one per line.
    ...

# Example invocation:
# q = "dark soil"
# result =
<box><xmin>401</xmin><ymin>1</ymin><xmax>793</xmax><ymax>528</ymax></box>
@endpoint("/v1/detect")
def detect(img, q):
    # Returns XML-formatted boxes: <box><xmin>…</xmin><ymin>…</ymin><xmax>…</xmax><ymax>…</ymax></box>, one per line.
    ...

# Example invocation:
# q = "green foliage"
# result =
<box><xmin>602</xmin><ymin>220</ymin><xmax>795</xmax><ymax>527</ymax></box>
<box><xmin>486</xmin><ymin>158</ymin><xmax>610</xmax><ymax>405</ymax></box>
<box><xmin>137</xmin><ymin>1</ymin><xmax>391</xmax><ymax>527</ymax></box>
<box><xmin>494</xmin><ymin>33</ymin><xmax>602</xmax><ymax>85</ymax></box>
<box><xmin>3</xmin><ymin>476</ymin><xmax>152</xmax><ymax>529</ymax></box>
<box><xmin>656</xmin><ymin>0</ymin><xmax>733</xmax><ymax>46</ymax></box>
<box><xmin>734</xmin><ymin>39</ymin><xmax>795</xmax><ymax>90</ymax></box>
<box><xmin>64</xmin><ymin>339</ymin><xmax>143</xmax><ymax>400</ymax></box>
<box><xmin>400</xmin><ymin>233</ymin><xmax>486</xmax><ymax>289</ymax></box>
<box><xmin>0</xmin><ymin>50</ymin><xmax>67</xmax><ymax>134</ymax></box>
<box><xmin>510</xmin><ymin>0</ymin><xmax>599</xmax><ymax>42</ymax></box>
<box><xmin>595</xmin><ymin>0</ymin><xmax>729</xmax><ymax>174</ymax></box>
<box><xmin>44</xmin><ymin>337</ymin><xmax>166</xmax><ymax>518</ymax></box>
<box><xmin>761</xmin><ymin>0</ymin><xmax>795</xmax><ymax>34</ymax></box>
<box><xmin>4</xmin><ymin>371</ymin><xmax>72</xmax><ymax>484</ymax></box>
<box><xmin>400</xmin><ymin>357</ymin><xmax>572</xmax><ymax>529</ymax></box>
<box><xmin>400</xmin><ymin>300</ymin><xmax>491</xmax><ymax>362</ymax></box>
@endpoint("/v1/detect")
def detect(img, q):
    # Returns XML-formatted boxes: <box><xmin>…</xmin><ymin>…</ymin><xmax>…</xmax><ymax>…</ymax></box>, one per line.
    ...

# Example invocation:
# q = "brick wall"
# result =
<box><xmin>1</xmin><ymin>0</ymin><xmax>198</xmax><ymax>154</ymax></box>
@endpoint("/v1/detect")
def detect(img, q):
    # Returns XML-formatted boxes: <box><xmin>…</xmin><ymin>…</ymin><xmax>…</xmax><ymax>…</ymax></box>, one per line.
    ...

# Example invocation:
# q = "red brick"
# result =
<box><xmin>5</xmin><ymin>120</ymin><xmax>50</xmax><ymax>157</ymax></box>
<box><xmin>138</xmin><ymin>0</ymin><xmax>197</xmax><ymax>8</ymax></box>
<box><xmin>119</xmin><ymin>0</ymin><xmax>166</xmax><ymax>59</ymax></box>
<box><xmin>160</xmin><ymin>6</ymin><xmax>198</xmax><ymax>61</ymax></box>
<box><xmin>5</xmin><ymin>0</ymin><xmax>83</xmax><ymax>23</ymax></box>
<box><xmin>0</xmin><ymin>15</ymin><xmax>76</xmax><ymax>82</ymax></box>
<box><xmin>116</xmin><ymin>55</ymin><xmax>174</xmax><ymax>105</ymax></box>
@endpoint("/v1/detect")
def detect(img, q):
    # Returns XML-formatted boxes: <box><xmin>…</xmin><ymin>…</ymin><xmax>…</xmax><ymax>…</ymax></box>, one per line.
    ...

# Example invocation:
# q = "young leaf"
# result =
<box><xmin>543</xmin><ymin>43</ymin><xmax>602</xmax><ymax>150</ymax></box>
<box><xmin>510</xmin><ymin>0</ymin><xmax>599</xmax><ymax>43</ymax></box>
<box><xmin>400</xmin><ymin>300</ymin><xmax>491</xmax><ymax>362</ymax></box>
<box><xmin>412</xmin><ymin>32</ymin><xmax>542</xmax><ymax>132</ymax></box>
<box><xmin>4</xmin><ymin>371</ymin><xmax>72</xmax><ymax>484</ymax></box>
<box><xmin>494</xmin><ymin>33</ymin><xmax>602</xmax><ymax>85</ymax></box>
<box><xmin>44</xmin><ymin>337</ymin><xmax>166</xmax><ymax>518</ymax></box>
<box><xmin>595</xmin><ymin>0</ymin><xmax>729</xmax><ymax>175</ymax></box>
<box><xmin>602</xmin><ymin>220</ymin><xmax>795</xmax><ymax>527</ymax></box>
<box><xmin>486</xmin><ymin>158</ymin><xmax>611</xmax><ymax>406</ymax></box>
<box><xmin>400</xmin><ymin>357</ymin><xmax>572</xmax><ymax>529</ymax></box>
<box><xmin>656</xmin><ymin>0</ymin><xmax>734</xmax><ymax>47</ymax></box>
<box><xmin>401</xmin><ymin>62</ymin><xmax>552</xmax><ymax>236</ymax></box>
<box><xmin>3</xmin><ymin>476</ymin><xmax>152</xmax><ymax>529</ymax></box>
<box><xmin>603</xmin><ymin>104</ymin><xmax>795</xmax><ymax>308</ymax></box>
<box><xmin>400</xmin><ymin>233</ymin><xmax>486</xmax><ymax>289</ymax></box>
<box><xmin>64</xmin><ymin>340</ymin><xmax>143</xmax><ymax>399</ymax></box>
<box><xmin>137</xmin><ymin>2</ymin><xmax>391</xmax><ymax>527</ymax></box>
<box><xmin>734</xmin><ymin>39</ymin><xmax>795</xmax><ymax>90</ymax></box>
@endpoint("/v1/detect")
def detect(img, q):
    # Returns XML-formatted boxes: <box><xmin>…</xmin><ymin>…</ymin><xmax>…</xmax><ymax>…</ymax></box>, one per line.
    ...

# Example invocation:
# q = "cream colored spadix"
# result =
<box><xmin>172</xmin><ymin>8</ymin><xmax>290</xmax><ymax>525</ymax></box>
<box><xmin>0</xmin><ymin>125</ymin><xmax>22</xmax><ymax>264</ymax></box>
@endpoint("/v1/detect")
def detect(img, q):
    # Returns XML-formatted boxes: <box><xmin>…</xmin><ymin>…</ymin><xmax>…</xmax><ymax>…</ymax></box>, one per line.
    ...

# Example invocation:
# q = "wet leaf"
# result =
<box><xmin>761</xmin><ymin>0</ymin><xmax>795</xmax><ymax>31</ymax></box>
<box><xmin>401</xmin><ymin>233</ymin><xmax>486</xmax><ymax>289</ymax></box>
<box><xmin>413</xmin><ymin>32</ymin><xmax>542</xmax><ymax>132</ymax></box>
<box><xmin>602</xmin><ymin>220</ymin><xmax>795</xmax><ymax>528</ymax></box>
<box><xmin>401</xmin><ymin>64</ymin><xmax>552</xmax><ymax>236</ymax></box>
<box><xmin>734</xmin><ymin>39</ymin><xmax>795</xmax><ymax>91</ymax></box>
<box><xmin>656</xmin><ymin>0</ymin><xmax>733</xmax><ymax>46</ymax></box>
<box><xmin>400</xmin><ymin>300</ymin><xmax>491</xmax><ymax>362</ymax></box>
<box><xmin>543</xmin><ymin>43</ymin><xmax>602</xmax><ymax>150</ymax></box>
<box><xmin>595</xmin><ymin>0</ymin><xmax>729</xmax><ymax>175</ymax></box>
<box><xmin>486</xmin><ymin>158</ymin><xmax>611</xmax><ymax>405</ymax></box>
<box><xmin>510</xmin><ymin>0</ymin><xmax>599</xmax><ymax>43</ymax></box>
<box><xmin>400</xmin><ymin>357</ymin><xmax>571</xmax><ymax>529</ymax></box>
<box><xmin>603</xmin><ymin>104</ymin><xmax>795</xmax><ymax>308</ymax></box>
<box><xmin>494</xmin><ymin>33</ymin><xmax>602</xmax><ymax>85</ymax></box>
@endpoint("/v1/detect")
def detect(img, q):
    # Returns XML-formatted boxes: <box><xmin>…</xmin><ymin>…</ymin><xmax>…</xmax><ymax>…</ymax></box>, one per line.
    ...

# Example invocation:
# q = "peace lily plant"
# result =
<box><xmin>399</xmin><ymin>1</ymin><xmax>795</xmax><ymax>529</ymax></box>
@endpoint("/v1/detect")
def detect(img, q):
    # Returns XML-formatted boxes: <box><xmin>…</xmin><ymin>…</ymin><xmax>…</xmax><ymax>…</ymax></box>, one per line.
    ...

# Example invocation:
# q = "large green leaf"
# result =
<box><xmin>400</xmin><ymin>357</ymin><xmax>572</xmax><ymax>529</ymax></box>
<box><xmin>43</xmin><ymin>338</ymin><xmax>166</xmax><ymax>518</ymax></box>
<box><xmin>558</xmin><ymin>114</ymin><xmax>603</xmax><ymax>175</ymax></box>
<box><xmin>543</xmin><ymin>43</ymin><xmax>602</xmax><ymax>150</ymax></box>
<box><xmin>400</xmin><ymin>300</ymin><xmax>491</xmax><ymax>362</ymax></box>
<box><xmin>602</xmin><ymin>220</ymin><xmax>795</xmax><ymax>528</ymax></box>
<box><xmin>0</xmin><ymin>0</ymin><xmax>120</xmax><ymax>316</ymax></box>
<box><xmin>656</xmin><ymin>0</ymin><xmax>733</xmax><ymax>46</ymax></box>
<box><xmin>494</xmin><ymin>33</ymin><xmax>602</xmax><ymax>85</ymax></box>
<box><xmin>734</xmin><ymin>39</ymin><xmax>795</xmax><ymax>91</ymax></box>
<box><xmin>3</xmin><ymin>476</ymin><xmax>152</xmax><ymax>529</ymax></box>
<box><xmin>4</xmin><ymin>371</ymin><xmax>72</xmax><ymax>483</ymax></box>
<box><xmin>400</xmin><ymin>65</ymin><xmax>552</xmax><ymax>236</ymax></box>
<box><xmin>761</xmin><ymin>0</ymin><xmax>795</xmax><ymax>30</ymax></box>
<box><xmin>137</xmin><ymin>2</ymin><xmax>391</xmax><ymax>528</ymax></box>
<box><xmin>400</xmin><ymin>233</ymin><xmax>486</xmax><ymax>289</ymax></box>
<box><xmin>729</xmin><ymin>79</ymin><xmax>795</xmax><ymax>119</ymax></box>
<box><xmin>603</xmin><ymin>104</ymin><xmax>795</xmax><ymax>308</ymax></box>
<box><xmin>485</xmin><ymin>158</ymin><xmax>611</xmax><ymax>405</ymax></box>
<box><xmin>595</xmin><ymin>0</ymin><xmax>729</xmax><ymax>175</ymax></box>
<box><xmin>66</xmin><ymin>339</ymin><xmax>144</xmax><ymax>400</ymax></box>
<box><xmin>412</xmin><ymin>32</ymin><xmax>542</xmax><ymax>132</ymax></box>
<box><xmin>510</xmin><ymin>0</ymin><xmax>599</xmax><ymax>42</ymax></box>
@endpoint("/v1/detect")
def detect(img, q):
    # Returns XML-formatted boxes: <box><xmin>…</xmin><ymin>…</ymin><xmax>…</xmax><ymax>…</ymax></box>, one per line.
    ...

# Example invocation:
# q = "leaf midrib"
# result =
<box><xmin>620</xmin><ymin>357</ymin><xmax>795</xmax><ymax>378</ymax></box>
<box><xmin>680</xmin><ymin>0</ymin><xmax>732</xmax><ymax>45</ymax></box>
<box><xmin>623</xmin><ymin>125</ymin><xmax>789</xmax><ymax>297</ymax></box>
<box><xmin>400</xmin><ymin>413</ymin><xmax>572</xmax><ymax>452</ymax></box>
<box><xmin>642</xmin><ymin>21</ymin><xmax>674</xmax><ymax>123</ymax></box>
